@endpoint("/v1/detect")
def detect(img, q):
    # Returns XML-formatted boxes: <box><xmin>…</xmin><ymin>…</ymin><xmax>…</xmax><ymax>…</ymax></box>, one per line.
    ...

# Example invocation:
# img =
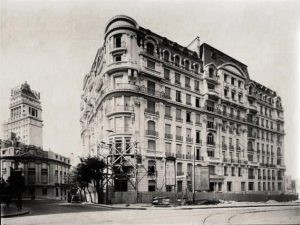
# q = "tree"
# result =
<box><xmin>7</xmin><ymin>171</ymin><xmax>26</xmax><ymax>211</ymax></box>
<box><xmin>74</xmin><ymin>157</ymin><xmax>106</xmax><ymax>204</ymax></box>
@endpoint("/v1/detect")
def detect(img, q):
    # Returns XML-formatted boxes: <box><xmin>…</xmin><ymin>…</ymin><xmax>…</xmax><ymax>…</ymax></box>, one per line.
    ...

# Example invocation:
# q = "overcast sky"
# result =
<box><xmin>1</xmin><ymin>0</ymin><xmax>300</xmax><ymax>185</ymax></box>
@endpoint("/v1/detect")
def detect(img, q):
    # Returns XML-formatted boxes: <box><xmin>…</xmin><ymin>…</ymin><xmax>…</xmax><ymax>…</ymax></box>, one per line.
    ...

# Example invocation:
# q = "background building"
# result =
<box><xmin>3</xmin><ymin>82</ymin><xmax>43</xmax><ymax>147</ymax></box>
<box><xmin>80</xmin><ymin>15</ymin><xmax>286</xmax><ymax>195</ymax></box>
<box><xmin>1</xmin><ymin>82</ymin><xmax>71</xmax><ymax>200</ymax></box>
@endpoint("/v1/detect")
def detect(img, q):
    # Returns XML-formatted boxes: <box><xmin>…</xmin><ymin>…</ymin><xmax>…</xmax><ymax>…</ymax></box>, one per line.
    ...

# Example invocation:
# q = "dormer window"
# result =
<box><xmin>163</xmin><ymin>51</ymin><xmax>170</xmax><ymax>62</ymax></box>
<box><xmin>174</xmin><ymin>55</ymin><xmax>180</xmax><ymax>66</ymax></box>
<box><xmin>185</xmin><ymin>60</ymin><xmax>190</xmax><ymax>71</ymax></box>
<box><xmin>208</xmin><ymin>68</ymin><xmax>214</xmax><ymax>77</ymax></box>
<box><xmin>146</xmin><ymin>43</ymin><xmax>155</xmax><ymax>55</ymax></box>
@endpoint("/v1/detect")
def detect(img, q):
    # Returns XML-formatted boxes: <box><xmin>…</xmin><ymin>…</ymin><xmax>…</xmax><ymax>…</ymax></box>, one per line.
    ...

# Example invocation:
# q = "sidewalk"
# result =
<box><xmin>1</xmin><ymin>204</ymin><xmax>30</xmax><ymax>218</ymax></box>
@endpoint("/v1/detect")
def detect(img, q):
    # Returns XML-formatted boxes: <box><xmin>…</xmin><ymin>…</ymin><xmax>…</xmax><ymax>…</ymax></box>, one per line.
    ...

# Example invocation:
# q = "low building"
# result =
<box><xmin>0</xmin><ymin>139</ymin><xmax>71</xmax><ymax>200</ymax></box>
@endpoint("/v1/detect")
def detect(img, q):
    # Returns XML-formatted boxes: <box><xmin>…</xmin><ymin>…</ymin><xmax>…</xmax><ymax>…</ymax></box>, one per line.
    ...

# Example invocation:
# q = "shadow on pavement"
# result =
<box><xmin>21</xmin><ymin>199</ymin><xmax>119</xmax><ymax>217</ymax></box>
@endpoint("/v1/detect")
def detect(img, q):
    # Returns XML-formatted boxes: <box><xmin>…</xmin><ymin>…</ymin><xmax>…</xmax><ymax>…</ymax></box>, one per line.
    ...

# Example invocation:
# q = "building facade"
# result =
<box><xmin>80</xmin><ymin>15</ymin><xmax>286</xmax><ymax>194</ymax></box>
<box><xmin>1</xmin><ymin>82</ymin><xmax>71</xmax><ymax>199</ymax></box>
<box><xmin>3</xmin><ymin>82</ymin><xmax>43</xmax><ymax>147</ymax></box>
<box><xmin>0</xmin><ymin>140</ymin><xmax>71</xmax><ymax>200</ymax></box>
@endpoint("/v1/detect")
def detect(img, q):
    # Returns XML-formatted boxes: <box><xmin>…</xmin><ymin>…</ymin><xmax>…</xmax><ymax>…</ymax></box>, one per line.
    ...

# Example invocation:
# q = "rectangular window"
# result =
<box><xmin>227</xmin><ymin>182</ymin><xmax>232</xmax><ymax>192</ymax></box>
<box><xmin>165</xmin><ymin>124</ymin><xmax>171</xmax><ymax>134</ymax></box>
<box><xmin>165</xmin><ymin>143</ymin><xmax>171</xmax><ymax>153</ymax></box>
<box><xmin>147</xmin><ymin>101</ymin><xmax>155</xmax><ymax>113</ymax></box>
<box><xmin>176</xmin><ymin>108</ymin><xmax>181</xmax><ymax>120</ymax></box>
<box><xmin>148</xmin><ymin>140</ymin><xmax>156</xmax><ymax>151</ymax></box>
<box><xmin>164</xmin><ymin>68</ymin><xmax>170</xmax><ymax>80</ymax></box>
<box><xmin>196</xmin><ymin>130</ymin><xmax>201</xmax><ymax>143</ymax></box>
<box><xmin>175</xmin><ymin>73</ymin><xmax>181</xmax><ymax>85</ymax></box>
<box><xmin>148</xmin><ymin>180</ymin><xmax>156</xmax><ymax>192</ymax></box>
<box><xmin>185</xmin><ymin>77</ymin><xmax>191</xmax><ymax>89</ymax></box>
<box><xmin>195</xmin><ymin>97</ymin><xmax>200</xmax><ymax>107</ymax></box>
<box><xmin>196</xmin><ymin>114</ymin><xmax>201</xmax><ymax>124</ymax></box>
<box><xmin>186</xmin><ymin>111</ymin><xmax>192</xmax><ymax>123</ymax></box>
<box><xmin>224</xmin><ymin>88</ymin><xmax>228</xmax><ymax>97</ymax></box>
<box><xmin>147</xmin><ymin>60</ymin><xmax>155</xmax><ymax>70</ymax></box>
<box><xmin>241</xmin><ymin>182</ymin><xmax>246</xmax><ymax>191</ymax></box>
<box><xmin>231</xmin><ymin>77</ymin><xmax>235</xmax><ymax>85</ymax></box>
<box><xmin>165</xmin><ymin>87</ymin><xmax>171</xmax><ymax>99</ymax></box>
<box><xmin>186</xmin><ymin>94</ymin><xmax>191</xmax><ymax>105</ymax></box>
<box><xmin>113</xmin><ymin>34</ymin><xmax>122</xmax><ymax>48</ymax></box>
<box><xmin>194</xmin><ymin>80</ymin><xmax>200</xmax><ymax>91</ymax></box>
<box><xmin>176</xmin><ymin>90</ymin><xmax>181</xmax><ymax>102</ymax></box>
<box><xmin>165</xmin><ymin>105</ymin><xmax>171</xmax><ymax>116</ymax></box>
<box><xmin>42</xmin><ymin>188</ymin><xmax>47</xmax><ymax>196</ymax></box>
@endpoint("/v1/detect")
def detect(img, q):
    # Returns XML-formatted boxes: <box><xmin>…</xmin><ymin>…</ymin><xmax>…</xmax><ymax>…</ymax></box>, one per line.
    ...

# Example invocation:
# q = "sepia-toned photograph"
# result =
<box><xmin>1</xmin><ymin>0</ymin><xmax>300</xmax><ymax>224</ymax></box>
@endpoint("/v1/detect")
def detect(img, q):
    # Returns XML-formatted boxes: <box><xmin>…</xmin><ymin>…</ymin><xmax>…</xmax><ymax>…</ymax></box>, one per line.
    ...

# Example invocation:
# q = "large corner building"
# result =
<box><xmin>80</xmin><ymin>15</ymin><xmax>286</xmax><ymax>194</ymax></box>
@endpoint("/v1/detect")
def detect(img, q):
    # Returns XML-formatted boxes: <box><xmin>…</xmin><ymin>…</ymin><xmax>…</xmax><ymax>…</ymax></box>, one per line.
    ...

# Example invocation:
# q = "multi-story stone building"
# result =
<box><xmin>3</xmin><ymin>82</ymin><xmax>43</xmax><ymax>147</ymax></box>
<box><xmin>80</xmin><ymin>15</ymin><xmax>285</xmax><ymax>194</ymax></box>
<box><xmin>1</xmin><ymin>82</ymin><xmax>71</xmax><ymax>199</ymax></box>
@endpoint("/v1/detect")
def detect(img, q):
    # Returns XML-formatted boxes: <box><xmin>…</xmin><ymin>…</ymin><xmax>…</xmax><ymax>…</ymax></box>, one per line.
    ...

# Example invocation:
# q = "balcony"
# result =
<box><xmin>205</xmin><ymin>74</ymin><xmax>219</xmax><ymax>84</ymax></box>
<box><xmin>185</xmin><ymin>84</ymin><xmax>191</xmax><ymax>90</ymax></box>
<box><xmin>145</xmin><ymin>130</ymin><xmax>158</xmax><ymax>137</ymax></box>
<box><xmin>258</xmin><ymin>175</ymin><xmax>262</xmax><ymax>179</ymax></box>
<box><xmin>222</xmin><ymin>143</ymin><xmax>227</xmax><ymax>150</ymax></box>
<box><xmin>236</xmin><ymin>146</ymin><xmax>241</xmax><ymax>151</ymax></box>
<box><xmin>176</xmin><ymin>135</ymin><xmax>183</xmax><ymax>142</ymax></box>
<box><xmin>195</xmin><ymin>139</ymin><xmax>202</xmax><ymax>145</ymax></box>
<box><xmin>248</xmin><ymin>175</ymin><xmax>255</xmax><ymax>179</ymax></box>
<box><xmin>207</xmin><ymin>89</ymin><xmax>220</xmax><ymax>99</ymax></box>
<box><xmin>165</xmin><ymin>133</ymin><xmax>173</xmax><ymax>140</ymax></box>
<box><xmin>165</xmin><ymin>152</ymin><xmax>175</xmax><ymax>158</ymax></box>
<box><xmin>146</xmin><ymin>149</ymin><xmax>163</xmax><ymax>157</ymax></box>
<box><xmin>110</xmin><ymin>41</ymin><xmax>127</xmax><ymax>54</ymax></box>
<box><xmin>145</xmin><ymin>108</ymin><xmax>159</xmax><ymax>116</ymax></box>
<box><xmin>105</xmin><ymin>105</ymin><xmax>134</xmax><ymax>116</ymax></box>
<box><xmin>248</xmin><ymin>148</ymin><xmax>254</xmax><ymax>153</ymax></box>
<box><xmin>186</xmin><ymin>137</ymin><xmax>193</xmax><ymax>143</ymax></box>
<box><xmin>278</xmin><ymin>176</ymin><xmax>283</xmax><ymax>180</ymax></box>
<box><xmin>207</xmin><ymin>142</ymin><xmax>216</xmax><ymax>147</ymax></box>
<box><xmin>177</xmin><ymin>171</ymin><xmax>185</xmax><ymax>176</ymax></box>
<box><xmin>164</xmin><ymin>114</ymin><xmax>173</xmax><ymax>120</ymax></box>
<box><xmin>229</xmin><ymin>145</ymin><xmax>235</xmax><ymax>151</ymax></box>
<box><xmin>186</xmin><ymin>154</ymin><xmax>192</xmax><ymax>160</ymax></box>
<box><xmin>263</xmin><ymin>176</ymin><xmax>266</xmax><ymax>179</ymax></box>
<box><xmin>176</xmin><ymin>117</ymin><xmax>183</xmax><ymax>122</ymax></box>
<box><xmin>176</xmin><ymin>153</ymin><xmax>185</xmax><ymax>159</ymax></box>
<box><xmin>208</xmin><ymin>157</ymin><xmax>220</xmax><ymax>163</ymax></box>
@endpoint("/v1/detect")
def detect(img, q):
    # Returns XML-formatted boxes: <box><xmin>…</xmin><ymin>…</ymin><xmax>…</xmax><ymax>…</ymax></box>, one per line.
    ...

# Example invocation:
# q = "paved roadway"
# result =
<box><xmin>2</xmin><ymin>200</ymin><xmax>300</xmax><ymax>225</ymax></box>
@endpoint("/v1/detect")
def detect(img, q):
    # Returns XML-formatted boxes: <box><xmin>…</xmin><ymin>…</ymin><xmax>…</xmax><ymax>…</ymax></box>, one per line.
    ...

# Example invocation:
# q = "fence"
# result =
<box><xmin>109</xmin><ymin>191</ymin><xmax>298</xmax><ymax>204</ymax></box>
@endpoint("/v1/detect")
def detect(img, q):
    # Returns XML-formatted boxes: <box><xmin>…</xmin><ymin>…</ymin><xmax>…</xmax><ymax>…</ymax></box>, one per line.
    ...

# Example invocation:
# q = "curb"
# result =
<box><xmin>176</xmin><ymin>203</ymin><xmax>300</xmax><ymax>210</ymax></box>
<box><xmin>1</xmin><ymin>208</ymin><xmax>30</xmax><ymax>218</ymax></box>
<box><xmin>85</xmin><ymin>203</ymin><xmax>147</xmax><ymax>210</ymax></box>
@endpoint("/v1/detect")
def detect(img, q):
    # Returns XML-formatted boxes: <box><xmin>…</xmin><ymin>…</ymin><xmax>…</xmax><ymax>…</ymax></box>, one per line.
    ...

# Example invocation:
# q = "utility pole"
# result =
<box><xmin>193</xmin><ymin>145</ymin><xmax>196</xmax><ymax>204</ymax></box>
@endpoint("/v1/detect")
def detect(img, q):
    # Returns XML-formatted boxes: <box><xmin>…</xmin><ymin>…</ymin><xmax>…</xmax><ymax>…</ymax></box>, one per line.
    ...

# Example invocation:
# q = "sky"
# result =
<box><xmin>1</xmin><ymin>0</ymin><xmax>300</xmax><ymax>187</ymax></box>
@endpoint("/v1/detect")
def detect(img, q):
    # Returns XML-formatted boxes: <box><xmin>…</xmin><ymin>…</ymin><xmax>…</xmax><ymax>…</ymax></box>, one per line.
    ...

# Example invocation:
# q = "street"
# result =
<box><xmin>1</xmin><ymin>200</ymin><xmax>300</xmax><ymax>225</ymax></box>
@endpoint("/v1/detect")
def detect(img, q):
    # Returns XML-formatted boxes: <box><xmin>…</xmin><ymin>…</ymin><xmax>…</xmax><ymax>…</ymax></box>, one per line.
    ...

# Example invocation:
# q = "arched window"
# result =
<box><xmin>208</xmin><ymin>68</ymin><xmax>214</xmax><ymax>77</ymax></box>
<box><xmin>207</xmin><ymin>133</ymin><xmax>214</xmax><ymax>145</ymax></box>
<box><xmin>146</xmin><ymin>42</ymin><xmax>155</xmax><ymax>55</ymax></box>
<box><xmin>185</xmin><ymin>60</ymin><xmax>190</xmax><ymax>71</ymax></box>
<box><xmin>174</xmin><ymin>55</ymin><xmax>180</xmax><ymax>66</ymax></box>
<box><xmin>194</xmin><ymin>64</ymin><xmax>199</xmax><ymax>74</ymax></box>
<box><xmin>147</xmin><ymin>120</ymin><xmax>155</xmax><ymax>131</ymax></box>
<box><xmin>163</xmin><ymin>51</ymin><xmax>170</xmax><ymax>62</ymax></box>
<box><xmin>248</xmin><ymin>141</ymin><xmax>253</xmax><ymax>150</ymax></box>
